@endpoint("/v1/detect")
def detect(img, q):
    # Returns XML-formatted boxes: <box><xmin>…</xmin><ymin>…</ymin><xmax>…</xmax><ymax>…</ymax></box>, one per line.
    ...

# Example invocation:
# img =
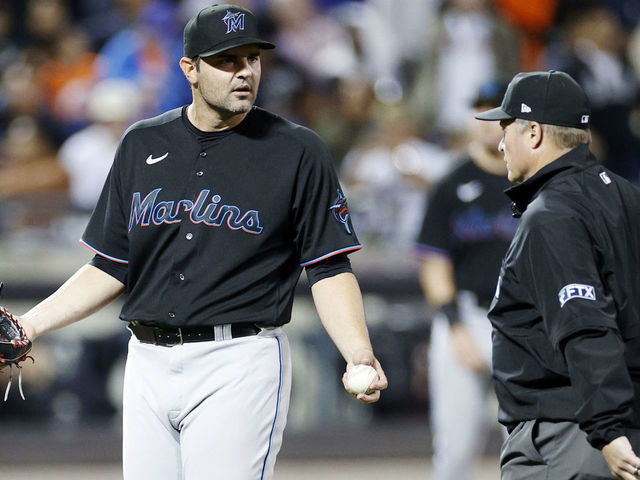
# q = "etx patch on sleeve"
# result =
<box><xmin>558</xmin><ymin>283</ymin><xmax>596</xmax><ymax>308</ymax></box>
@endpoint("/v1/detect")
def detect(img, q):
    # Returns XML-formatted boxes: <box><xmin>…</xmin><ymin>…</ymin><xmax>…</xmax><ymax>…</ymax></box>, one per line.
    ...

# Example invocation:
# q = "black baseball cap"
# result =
<box><xmin>183</xmin><ymin>4</ymin><xmax>275</xmax><ymax>58</ymax></box>
<box><xmin>472</xmin><ymin>80</ymin><xmax>509</xmax><ymax>108</ymax></box>
<box><xmin>475</xmin><ymin>70</ymin><xmax>590</xmax><ymax>128</ymax></box>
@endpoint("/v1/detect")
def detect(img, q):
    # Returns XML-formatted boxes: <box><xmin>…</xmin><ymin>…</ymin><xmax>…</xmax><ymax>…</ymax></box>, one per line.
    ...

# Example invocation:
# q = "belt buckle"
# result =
<box><xmin>164</xmin><ymin>327</ymin><xmax>184</xmax><ymax>347</ymax></box>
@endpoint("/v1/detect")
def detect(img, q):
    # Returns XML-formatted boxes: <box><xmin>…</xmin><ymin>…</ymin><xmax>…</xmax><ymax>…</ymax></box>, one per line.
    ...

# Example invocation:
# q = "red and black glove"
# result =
<box><xmin>0</xmin><ymin>306</ymin><xmax>31</xmax><ymax>367</ymax></box>
<box><xmin>0</xmin><ymin>283</ymin><xmax>33</xmax><ymax>400</ymax></box>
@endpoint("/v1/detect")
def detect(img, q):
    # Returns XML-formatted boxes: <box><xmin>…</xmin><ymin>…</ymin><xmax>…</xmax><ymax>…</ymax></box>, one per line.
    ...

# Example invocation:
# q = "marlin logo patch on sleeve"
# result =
<box><xmin>558</xmin><ymin>283</ymin><xmax>596</xmax><ymax>308</ymax></box>
<box><xmin>329</xmin><ymin>190</ymin><xmax>352</xmax><ymax>234</ymax></box>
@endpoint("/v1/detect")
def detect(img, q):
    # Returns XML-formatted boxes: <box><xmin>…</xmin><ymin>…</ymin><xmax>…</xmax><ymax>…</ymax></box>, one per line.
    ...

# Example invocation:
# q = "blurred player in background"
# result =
<box><xmin>416</xmin><ymin>80</ymin><xmax>518</xmax><ymax>480</ymax></box>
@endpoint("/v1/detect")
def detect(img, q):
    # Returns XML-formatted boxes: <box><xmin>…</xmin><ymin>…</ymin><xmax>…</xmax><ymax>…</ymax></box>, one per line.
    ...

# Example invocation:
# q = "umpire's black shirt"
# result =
<box><xmin>489</xmin><ymin>143</ymin><xmax>640</xmax><ymax>449</ymax></box>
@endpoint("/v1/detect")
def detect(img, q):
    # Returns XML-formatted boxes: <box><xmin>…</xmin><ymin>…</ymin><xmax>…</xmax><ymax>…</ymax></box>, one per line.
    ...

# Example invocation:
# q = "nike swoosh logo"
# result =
<box><xmin>146</xmin><ymin>152</ymin><xmax>169</xmax><ymax>165</ymax></box>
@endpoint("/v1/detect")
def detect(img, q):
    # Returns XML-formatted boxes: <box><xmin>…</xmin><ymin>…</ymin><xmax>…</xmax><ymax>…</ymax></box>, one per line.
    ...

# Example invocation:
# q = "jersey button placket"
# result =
<box><xmin>196</xmin><ymin>151</ymin><xmax>207</xmax><ymax>176</ymax></box>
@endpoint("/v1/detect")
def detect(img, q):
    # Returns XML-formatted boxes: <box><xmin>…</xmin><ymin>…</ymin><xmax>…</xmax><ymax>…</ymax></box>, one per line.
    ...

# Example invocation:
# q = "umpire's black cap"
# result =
<box><xmin>475</xmin><ymin>70</ymin><xmax>591</xmax><ymax>129</ymax></box>
<box><xmin>183</xmin><ymin>4</ymin><xmax>275</xmax><ymax>58</ymax></box>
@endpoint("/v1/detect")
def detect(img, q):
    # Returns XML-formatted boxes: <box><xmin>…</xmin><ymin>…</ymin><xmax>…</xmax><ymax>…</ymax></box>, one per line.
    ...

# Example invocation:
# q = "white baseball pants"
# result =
<box><xmin>428</xmin><ymin>291</ymin><xmax>498</xmax><ymax>480</ymax></box>
<box><xmin>122</xmin><ymin>327</ymin><xmax>291</xmax><ymax>480</ymax></box>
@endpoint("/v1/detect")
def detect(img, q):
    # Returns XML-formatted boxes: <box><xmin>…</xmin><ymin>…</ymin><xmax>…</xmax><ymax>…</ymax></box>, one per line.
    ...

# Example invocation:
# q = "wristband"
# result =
<box><xmin>441</xmin><ymin>300</ymin><xmax>460</xmax><ymax>326</ymax></box>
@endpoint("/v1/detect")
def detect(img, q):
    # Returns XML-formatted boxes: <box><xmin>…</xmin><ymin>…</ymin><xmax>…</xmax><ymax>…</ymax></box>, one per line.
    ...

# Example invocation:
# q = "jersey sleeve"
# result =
<box><xmin>88</xmin><ymin>254</ymin><xmax>128</xmax><ymax>284</ymax></box>
<box><xmin>305</xmin><ymin>253</ymin><xmax>352</xmax><ymax>286</ymax></box>
<box><xmin>80</xmin><ymin>144</ymin><xmax>130</xmax><ymax>265</ymax></box>
<box><xmin>523</xmin><ymin>214</ymin><xmax>618</xmax><ymax>348</ymax></box>
<box><xmin>415</xmin><ymin>180</ymin><xmax>453</xmax><ymax>257</ymax></box>
<box><xmin>291</xmin><ymin>131</ymin><xmax>362</xmax><ymax>267</ymax></box>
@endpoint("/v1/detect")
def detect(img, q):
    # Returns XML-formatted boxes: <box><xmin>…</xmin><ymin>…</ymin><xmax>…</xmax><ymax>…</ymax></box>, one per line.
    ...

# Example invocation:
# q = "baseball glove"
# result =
<box><xmin>0</xmin><ymin>306</ymin><xmax>31</xmax><ymax>365</ymax></box>
<box><xmin>0</xmin><ymin>304</ymin><xmax>32</xmax><ymax>400</ymax></box>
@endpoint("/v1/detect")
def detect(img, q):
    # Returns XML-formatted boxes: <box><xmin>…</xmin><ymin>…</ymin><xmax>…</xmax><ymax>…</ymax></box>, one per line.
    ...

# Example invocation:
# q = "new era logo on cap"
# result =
<box><xmin>521</xmin><ymin>103</ymin><xmax>532</xmax><ymax>113</ymax></box>
<box><xmin>581</xmin><ymin>114</ymin><xmax>589</xmax><ymax>124</ymax></box>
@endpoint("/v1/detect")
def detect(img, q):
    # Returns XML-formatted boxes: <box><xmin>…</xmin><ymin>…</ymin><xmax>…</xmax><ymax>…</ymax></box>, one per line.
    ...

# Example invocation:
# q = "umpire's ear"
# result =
<box><xmin>526</xmin><ymin>121</ymin><xmax>544</xmax><ymax>150</ymax></box>
<box><xmin>180</xmin><ymin>57</ymin><xmax>199</xmax><ymax>87</ymax></box>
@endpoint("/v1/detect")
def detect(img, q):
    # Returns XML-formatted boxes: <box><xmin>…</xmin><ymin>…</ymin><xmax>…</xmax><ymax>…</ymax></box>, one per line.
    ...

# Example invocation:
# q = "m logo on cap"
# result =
<box><xmin>222</xmin><ymin>10</ymin><xmax>245</xmax><ymax>34</ymax></box>
<box><xmin>521</xmin><ymin>103</ymin><xmax>532</xmax><ymax>113</ymax></box>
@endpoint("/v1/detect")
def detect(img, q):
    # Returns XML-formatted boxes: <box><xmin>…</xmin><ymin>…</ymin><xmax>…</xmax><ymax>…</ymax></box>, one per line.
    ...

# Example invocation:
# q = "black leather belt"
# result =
<box><xmin>129</xmin><ymin>321</ymin><xmax>261</xmax><ymax>347</ymax></box>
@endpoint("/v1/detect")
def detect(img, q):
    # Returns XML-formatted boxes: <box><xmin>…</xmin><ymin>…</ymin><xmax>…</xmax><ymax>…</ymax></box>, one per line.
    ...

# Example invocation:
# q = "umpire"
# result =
<box><xmin>476</xmin><ymin>70</ymin><xmax>640</xmax><ymax>479</ymax></box>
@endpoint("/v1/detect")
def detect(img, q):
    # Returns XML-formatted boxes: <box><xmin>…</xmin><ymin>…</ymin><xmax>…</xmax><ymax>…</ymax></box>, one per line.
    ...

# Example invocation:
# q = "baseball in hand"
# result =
<box><xmin>347</xmin><ymin>364</ymin><xmax>378</xmax><ymax>394</ymax></box>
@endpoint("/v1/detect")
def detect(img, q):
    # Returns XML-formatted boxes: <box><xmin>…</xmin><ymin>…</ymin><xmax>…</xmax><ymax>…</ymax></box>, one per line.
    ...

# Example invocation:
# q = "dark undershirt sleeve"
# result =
<box><xmin>88</xmin><ymin>254</ymin><xmax>128</xmax><ymax>285</ymax></box>
<box><xmin>305</xmin><ymin>253</ymin><xmax>352</xmax><ymax>287</ymax></box>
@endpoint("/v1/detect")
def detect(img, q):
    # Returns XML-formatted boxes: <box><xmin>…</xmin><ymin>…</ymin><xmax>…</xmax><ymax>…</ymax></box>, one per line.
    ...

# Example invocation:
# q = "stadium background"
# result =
<box><xmin>0</xmin><ymin>0</ymin><xmax>639</xmax><ymax>477</ymax></box>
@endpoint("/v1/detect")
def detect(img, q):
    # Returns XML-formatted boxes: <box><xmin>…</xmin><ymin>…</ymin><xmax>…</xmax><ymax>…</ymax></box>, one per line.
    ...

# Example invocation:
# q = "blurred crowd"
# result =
<box><xmin>1</xmin><ymin>0</ymin><xmax>640</xmax><ymax>252</ymax></box>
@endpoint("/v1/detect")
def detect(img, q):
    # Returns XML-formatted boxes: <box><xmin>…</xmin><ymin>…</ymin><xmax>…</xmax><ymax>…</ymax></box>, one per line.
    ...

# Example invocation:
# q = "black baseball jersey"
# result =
<box><xmin>489</xmin><ymin>144</ymin><xmax>640</xmax><ymax>448</ymax></box>
<box><xmin>81</xmin><ymin>106</ymin><xmax>361</xmax><ymax>328</ymax></box>
<box><xmin>415</xmin><ymin>158</ymin><xmax>517</xmax><ymax>305</ymax></box>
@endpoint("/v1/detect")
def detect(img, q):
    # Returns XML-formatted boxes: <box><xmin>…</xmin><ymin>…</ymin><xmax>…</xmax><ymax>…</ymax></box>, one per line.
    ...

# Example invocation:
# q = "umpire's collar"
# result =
<box><xmin>505</xmin><ymin>143</ymin><xmax>596</xmax><ymax>217</ymax></box>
